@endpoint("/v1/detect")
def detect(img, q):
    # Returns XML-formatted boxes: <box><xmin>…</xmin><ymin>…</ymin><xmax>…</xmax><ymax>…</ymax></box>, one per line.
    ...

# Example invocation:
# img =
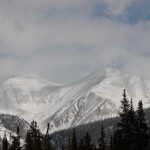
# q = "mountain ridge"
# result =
<box><xmin>0</xmin><ymin>68</ymin><xmax>149</xmax><ymax>133</ymax></box>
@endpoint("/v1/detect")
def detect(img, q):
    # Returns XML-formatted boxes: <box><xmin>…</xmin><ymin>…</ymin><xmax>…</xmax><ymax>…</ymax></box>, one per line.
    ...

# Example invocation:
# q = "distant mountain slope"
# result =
<box><xmin>0</xmin><ymin>114</ymin><xmax>29</xmax><ymax>141</ymax></box>
<box><xmin>0</xmin><ymin>74</ymin><xmax>61</xmax><ymax>122</ymax></box>
<box><xmin>51</xmin><ymin>107</ymin><xmax>150</xmax><ymax>149</ymax></box>
<box><xmin>39</xmin><ymin>68</ymin><xmax>150</xmax><ymax>133</ymax></box>
<box><xmin>0</xmin><ymin>69</ymin><xmax>150</xmax><ymax>133</ymax></box>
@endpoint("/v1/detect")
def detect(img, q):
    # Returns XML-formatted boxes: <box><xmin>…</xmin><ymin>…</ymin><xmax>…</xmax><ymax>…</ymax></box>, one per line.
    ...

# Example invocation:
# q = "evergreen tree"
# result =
<box><xmin>25</xmin><ymin>120</ymin><xmax>42</xmax><ymax>150</ymax></box>
<box><xmin>112</xmin><ymin>91</ymin><xmax>149</xmax><ymax>150</ymax></box>
<box><xmin>67</xmin><ymin>131</ymin><xmax>71</xmax><ymax>150</ymax></box>
<box><xmin>112</xmin><ymin>98</ymin><xmax>137</xmax><ymax>150</ymax></box>
<box><xmin>108</xmin><ymin>135</ymin><xmax>113</xmax><ymax>150</ymax></box>
<box><xmin>114</xmin><ymin>89</ymin><xmax>131</xmax><ymax>150</ymax></box>
<box><xmin>127</xmin><ymin>99</ymin><xmax>137</xmax><ymax>149</ymax></box>
<box><xmin>71</xmin><ymin>128</ymin><xmax>78</xmax><ymax>150</ymax></box>
<box><xmin>118</xmin><ymin>89</ymin><xmax>130</xmax><ymax>125</ymax></box>
<box><xmin>135</xmin><ymin>100</ymin><xmax>148</xmax><ymax>150</ymax></box>
<box><xmin>112</xmin><ymin>129</ymin><xmax>123</xmax><ymax>150</ymax></box>
<box><xmin>79</xmin><ymin>138</ymin><xmax>85</xmax><ymax>150</ymax></box>
<box><xmin>10</xmin><ymin>126</ymin><xmax>21</xmax><ymax>150</ymax></box>
<box><xmin>97</xmin><ymin>126</ymin><xmax>107</xmax><ymax>150</ymax></box>
<box><xmin>84</xmin><ymin>132</ymin><xmax>93</xmax><ymax>150</ymax></box>
<box><xmin>2</xmin><ymin>133</ymin><xmax>8</xmax><ymax>150</ymax></box>
<box><xmin>41</xmin><ymin>123</ymin><xmax>53</xmax><ymax>150</ymax></box>
<box><xmin>25</xmin><ymin>130</ymin><xmax>32</xmax><ymax>150</ymax></box>
<box><xmin>146</xmin><ymin>129</ymin><xmax>150</xmax><ymax>150</ymax></box>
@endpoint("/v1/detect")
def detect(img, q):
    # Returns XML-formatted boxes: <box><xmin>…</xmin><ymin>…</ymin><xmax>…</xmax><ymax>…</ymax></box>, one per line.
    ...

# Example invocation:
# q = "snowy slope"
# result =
<box><xmin>36</xmin><ymin>68</ymin><xmax>150</xmax><ymax>133</ymax></box>
<box><xmin>0</xmin><ymin>69</ymin><xmax>150</xmax><ymax>134</ymax></box>
<box><xmin>0</xmin><ymin>74</ymin><xmax>61</xmax><ymax>117</ymax></box>
<box><xmin>0</xmin><ymin>114</ymin><xmax>29</xmax><ymax>142</ymax></box>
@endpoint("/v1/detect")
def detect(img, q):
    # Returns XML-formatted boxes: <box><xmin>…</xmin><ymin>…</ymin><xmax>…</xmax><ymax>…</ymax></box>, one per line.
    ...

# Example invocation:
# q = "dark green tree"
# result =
<box><xmin>114</xmin><ymin>89</ymin><xmax>131</xmax><ymax>150</ymax></box>
<box><xmin>25</xmin><ymin>120</ymin><xmax>41</xmax><ymax>150</ymax></box>
<box><xmin>108</xmin><ymin>135</ymin><xmax>113</xmax><ymax>150</ymax></box>
<box><xmin>71</xmin><ymin>128</ymin><xmax>78</xmax><ymax>150</ymax></box>
<box><xmin>67</xmin><ymin>131</ymin><xmax>71</xmax><ymax>150</ymax></box>
<box><xmin>25</xmin><ymin>130</ymin><xmax>32</xmax><ymax>150</ymax></box>
<box><xmin>97</xmin><ymin>126</ymin><xmax>107</xmax><ymax>150</ymax></box>
<box><xmin>41</xmin><ymin>123</ymin><xmax>53</xmax><ymax>150</ymax></box>
<box><xmin>112</xmin><ymin>129</ymin><xmax>123</xmax><ymax>150</ymax></box>
<box><xmin>84</xmin><ymin>132</ymin><xmax>93</xmax><ymax>150</ymax></box>
<box><xmin>2</xmin><ymin>133</ymin><xmax>8</xmax><ymax>150</ymax></box>
<box><xmin>118</xmin><ymin>89</ymin><xmax>130</xmax><ymax>124</ymax></box>
<box><xmin>79</xmin><ymin>138</ymin><xmax>85</xmax><ymax>150</ymax></box>
<box><xmin>10</xmin><ymin>126</ymin><xmax>21</xmax><ymax>150</ymax></box>
<box><xmin>146</xmin><ymin>129</ymin><xmax>150</xmax><ymax>150</ymax></box>
<box><xmin>112</xmin><ymin>91</ymin><xmax>149</xmax><ymax>150</ymax></box>
<box><xmin>135</xmin><ymin>100</ymin><xmax>148</xmax><ymax>150</ymax></box>
<box><xmin>127</xmin><ymin>99</ymin><xmax>137</xmax><ymax>149</ymax></box>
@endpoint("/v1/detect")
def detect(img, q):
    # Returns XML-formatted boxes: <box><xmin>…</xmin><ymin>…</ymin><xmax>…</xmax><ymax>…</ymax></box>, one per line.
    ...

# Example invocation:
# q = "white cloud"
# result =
<box><xmin>0</xmin><ymin>0</ymin><xmax>149</xmax><ymax>84</ymax></box>
<box><xmin>98</xmin><ymin>0</ymin><xmax>136</xmax><ymax>16</ymax></box>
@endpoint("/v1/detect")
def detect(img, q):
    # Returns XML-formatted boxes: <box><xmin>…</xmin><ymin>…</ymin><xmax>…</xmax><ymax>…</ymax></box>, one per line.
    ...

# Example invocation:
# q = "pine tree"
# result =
<box><xmin>10</xmin><ymin>126</ymin><xmax>21</xmax><ymax>150</ymax></box>
<box><xmin>68</xmin><ymin>131</ymin><xmax>71</xmax><ymax>150</ymax></box>
<box><xmin>97</xmin><ymin>126</ymin><xmax>107</xmax><ymax>150</ymax></box>
<box><xmin>79</xmin><ymin>138</ymin><xmax>85</xmax><ymax>150</ymax></box>
<box><xmin>135</xmin><ymin>100</ymin><xmax>148</xmax><ymax>150</ymax></box>
<box><xmin>127</xmin><ymin>99</ymin><xmax>137</xmax><ymax>149</ymax></box>
<box><xmin>146</xmin><ymin>129</ymin><xmax>150</xmax><ymax>150</ymax></box>
<box><xmin>84</xmin><ymin>132</ymin><xmax>93</xmax><ymax>150</ymax></box>
<box><xmin>112</xmin><ymin>129</ymin><xmax>123</xmax><ymax>150</ymax></box>
<box><xmin>41</xmin><ymin>123</ymin><xmax>52</xmax><ymax>150</ymax></box>
<box><xmin>112</xmin><ymin>91</ymin><xmax>149</xmax><ymax>150</ymax></box>
<box><xmin>71</xmin><ymin>128</ymin><xmax>78</xmax><ymax>150</ymax></box>
<box><xmin>115</xmin><ymin>89</ymin><xmax>131</xmax><ymax>150</ymax></box>
<box><xmin>25</xmin><ymin>120</ymin><xmax>42</xmax><ymax>150</ymax></box>
<box><xmin>2</xmin><ymin>133</ymin><xmax>8</xmax><ymax>150</ymax></box>
<box><xmin>108</xmin><ymin>135</ymin><xmax>113</xmax><ymax>150</ymax></box>
<box><xmin>25</xmin><ymin>130</ymin><xmax>32</xmax><ymax>150</ymax></box>
<box><xmin>118</xmin><ymin>89</ymin><xmax>130</xmax><ymax>123</ymax></box>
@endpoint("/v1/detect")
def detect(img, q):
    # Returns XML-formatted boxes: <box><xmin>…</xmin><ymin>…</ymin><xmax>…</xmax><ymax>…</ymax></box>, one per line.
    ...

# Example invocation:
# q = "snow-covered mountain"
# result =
<box><xmin>0</xmin><ymin>74</ymin><xmax>61</xmax><ymax>121</ymax></box>
<box><xmin>0</xmin><ymin>69</ymin><xmax>150</xmax><ymax>133</ymax></box>
<box><xmin>0</xmin><ymin>114</ymin><xmax>29</xmax><ymax>141</ymax></box>
<box><xmin>38</xmin><ymin>68</ymin><xmax>150</xmax><ymax>133</ymax></box>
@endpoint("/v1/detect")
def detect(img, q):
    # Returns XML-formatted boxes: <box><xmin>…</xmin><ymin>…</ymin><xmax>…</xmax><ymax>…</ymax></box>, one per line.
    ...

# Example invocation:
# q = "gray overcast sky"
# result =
<box><xmin>0</xmin><ymin>0</ymin><xmax>150</xmax><ymax>84</ymax></box>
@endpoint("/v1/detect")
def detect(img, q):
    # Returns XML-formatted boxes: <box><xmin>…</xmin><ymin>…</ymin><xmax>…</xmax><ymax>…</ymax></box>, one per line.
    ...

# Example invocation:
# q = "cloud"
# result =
<box><xmin>0</xmin><ymin>0</ymin><xmax>149</xmax><ymax>84</ymax></box>
<box><xmin>97</xmin><ymin>0</ymin><xmax>136</xmax><ymax>17</ymax></box>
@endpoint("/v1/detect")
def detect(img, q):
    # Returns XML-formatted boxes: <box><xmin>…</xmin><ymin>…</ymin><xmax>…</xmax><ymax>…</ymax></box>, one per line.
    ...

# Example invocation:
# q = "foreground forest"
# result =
<box><xmin>1</xmin><ymin>89</ymin><xmax>150</xmax><ymax>150</ymax></box>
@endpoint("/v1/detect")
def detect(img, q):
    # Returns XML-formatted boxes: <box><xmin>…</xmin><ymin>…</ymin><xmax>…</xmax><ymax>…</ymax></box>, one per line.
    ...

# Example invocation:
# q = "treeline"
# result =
<box><xmin>1</xmin><ymin>89</ymin><xmax>150</xmax><ymax>150</ymax></box>
<box><xmin>63</xmin><ymin>89</ymin><xmax>150</xmax><ymax>150</ymax></box>
<box><xmin>1</xmin><ymin>121</ymin><xmax>53</xmax><ymax>150</ymax></box>
<box><xmin>52</xmin><ymin>116</ymin><xmax>119</xmax><ymax>145</ymax></box>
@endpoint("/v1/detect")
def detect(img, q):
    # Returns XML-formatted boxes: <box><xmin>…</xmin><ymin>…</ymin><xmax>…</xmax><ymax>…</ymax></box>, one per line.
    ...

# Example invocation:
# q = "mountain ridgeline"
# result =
<box><xmin>0</xmin><ymin>68</ymin><xmax>150</xmax><ymax>134</ymax></box>
<box><xmin>1</xmin><ymin>89</ymin><xmax>150</xmax><ymax>150</ymax></box>
<box><xmin>0</xmin><ymin>114</ymin><xmax>29</xmax><ymax>142</ymax></box>
<box><xmin>52</xmin><ymin>106</ymin><xmax>150</xmax><ymax>149</ymax></box>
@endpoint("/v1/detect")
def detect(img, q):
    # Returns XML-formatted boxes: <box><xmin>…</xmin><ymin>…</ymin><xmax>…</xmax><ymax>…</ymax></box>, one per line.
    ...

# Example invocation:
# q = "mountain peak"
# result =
<box><xmin>84</xmin><ymin>68</ymin><xmax>121</xmax><ymax>84</ymax></box>
<box><xmin>104</xmin><ymin>68</ymin><xmax>120</xmax><ymax>74</ymax></box>
<box><xmin>0</xmin><ymin>69</ymin><xmax>150</xmax><ymax>134</ymax></box>
<box><xmin>90</xmin><ymin>68</ymin><xmax>121</xmax><ymax>77</ymax></box>
<box><xmin>3</xmin><ymin>74</ymin><xmax>61</xmax><ymax>88</ymax></box>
